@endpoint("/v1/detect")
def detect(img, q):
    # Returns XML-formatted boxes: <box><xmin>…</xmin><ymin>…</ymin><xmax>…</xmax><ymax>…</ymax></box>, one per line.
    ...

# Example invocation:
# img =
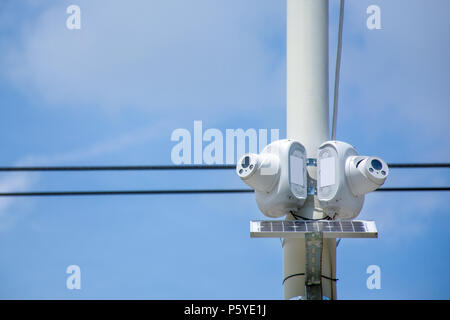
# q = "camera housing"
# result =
<box><xmin>346</xmin><ymin>156</ymin><xmax>389</xmax><ymax>196</ymax></box>
<box><xmin>236</xmin><ymin>153</ymin><xmax>280</xmax><ymax>193</ymax></box>
<box><xmin>317</xmin><ymin>141</ymin><xmax>388</xmax><ymax>220</ymax></box>
<box><xmin>236</xmin><ymin>139</ymin><xmax>307</xmax><ymax>218</ymax></box>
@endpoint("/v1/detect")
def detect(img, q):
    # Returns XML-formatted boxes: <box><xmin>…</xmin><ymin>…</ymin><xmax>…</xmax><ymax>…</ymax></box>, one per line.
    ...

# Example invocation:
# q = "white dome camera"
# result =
<box><xmin>236</xmin><ymin>139</ymin><xmax>307</xmax><ymax>218</ymax></box>
<box><xmin>236</xmin><ymin>153</ymin><xmax>280</xmax><ymax>193</ymax></box>
<box><xmin>317</xmin><ymin>141</ymin><xmax>388</xmax><ymax>220</ymax></box>
<box><xmin>346</xmin><ymin>156</ymin><xmax>389</xmax><ymax>196</ymax></box>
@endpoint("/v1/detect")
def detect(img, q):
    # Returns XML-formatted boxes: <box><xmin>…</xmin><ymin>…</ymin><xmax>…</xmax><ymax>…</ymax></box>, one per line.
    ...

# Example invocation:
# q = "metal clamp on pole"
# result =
<box><xmin>307</xmin><ymin>158</ymin><xmax>317</xmax><ymax>195</ymax></box>
<box><xmin>307</xmin><ymin>177</ymin><xmax>317</xmax><ymax>196</ymax></box>
<box><xmin>306</xmin><ymin>158</ymin><xmax>317</xmax><ymax>167</ymax></box>
<box><xmin>305</xmin><ymin>232</ymin><xmax>323</xmax><ymax>300</ymax></box>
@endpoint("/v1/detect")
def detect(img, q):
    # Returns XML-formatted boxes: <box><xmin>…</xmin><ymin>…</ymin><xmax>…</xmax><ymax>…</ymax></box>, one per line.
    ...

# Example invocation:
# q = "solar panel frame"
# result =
<box><xmin>250</xmin><ymin>220</ymin><xmax>377</xmax><ymax>239</ymax></box>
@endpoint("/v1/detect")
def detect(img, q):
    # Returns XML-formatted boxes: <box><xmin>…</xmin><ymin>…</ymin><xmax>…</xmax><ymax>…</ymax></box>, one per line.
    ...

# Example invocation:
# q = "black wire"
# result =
<box><xmin>290</xmin><ymin>212</ymin><xmax>332</xmax><ymax>221</ymax></box>
<box><xmin>387</xmin><ymin>163</ymin><xmax>450</xmax><ymax>168</ymax></box>
<box><xmin>0</xmin><ymin>187</ymin><xmax>448</xmax><ymax>197</ymax></box>
<box><xmin>0</xmin><ymin>165</ymin><xmax>236</xmax><ymax>171</ymax></box>
<box><xmin>0</xmin><ymin>189</ymin><xmax>254</xmax><ymax>197</ymax></box>
<box><xmin>282</xmin><ymin>273</ymin><xmax>338</xmax><ymax>285</ymax></box>
<box><xmin>282</xmin><ymin>273</ymin><xmax>305</xmax><ymax>285</ymax></box>
<box><xmin>376</xmin><ymin>187</ymin><xmax>450</xmax><ymax>192</ymax></box>
<box><xmin>321</xmin><ymin>275</ymin><xmax>339</xmax><ymax>282</ymax></box>
<box><xmin>0</xmin><ymin>163</ymin><xmax>448</xmax><ymax>171</ymax></box>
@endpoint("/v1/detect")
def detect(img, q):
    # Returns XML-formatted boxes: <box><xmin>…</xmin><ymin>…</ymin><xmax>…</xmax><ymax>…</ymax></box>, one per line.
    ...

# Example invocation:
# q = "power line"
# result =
<box><xmin>0</xmin><ymin>163</ymin><xmax>448</xmax><ymax>172</ymax></box>
<box><xmin>387</xmin><ymin>163</ymin><xmax>450</xmax><ymax>168</ymax></box>
<box><xmin>0</xmin><ymin>189</ymin><xmax>254</xmax><ymax>197</ymax></box>
<box><xmin>0</xmin><ymin>165</ymin><xmax>236</xmax><ymax>172</ymax></box>
<box><xmin>331</xmin><ymin>0</ymin><xmax>345</xmax><ymax>140</ymax></box>
<box><xmin>0</xmin><ymin>187</ymin><xmax>448</xmax><ymax>197</ymax></box>
<box><xmin>375</xmin><ymin>187</ymin><xmax>450</xmax><ymax>192</ymax></box>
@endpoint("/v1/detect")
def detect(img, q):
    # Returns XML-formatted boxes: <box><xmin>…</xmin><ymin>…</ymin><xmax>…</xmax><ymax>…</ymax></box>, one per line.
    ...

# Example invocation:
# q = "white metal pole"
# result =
<box><xmin>284</xmin><ymin>0</ymin><xmax>337</xmax><ymax>300</ymax></box>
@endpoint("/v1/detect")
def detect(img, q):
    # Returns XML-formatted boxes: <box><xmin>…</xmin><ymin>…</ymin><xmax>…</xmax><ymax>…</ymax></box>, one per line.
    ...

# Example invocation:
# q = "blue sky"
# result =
<box><xmin>0</xmin><ymin>0</ymin><xmax>449</xmax><ymax>299</ymax></box>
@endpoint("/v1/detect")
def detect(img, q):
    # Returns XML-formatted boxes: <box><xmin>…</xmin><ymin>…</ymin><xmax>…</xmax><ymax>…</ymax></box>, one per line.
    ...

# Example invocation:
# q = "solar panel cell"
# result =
<box><xmin>250</xmin><ymin>220</ymin><xmax>377</xmax><ymax>239</ymax></box>
<box><xmin>271</xmin><ymin>221</ymin><xmax>283</xmax><ymax>232</ymax></box>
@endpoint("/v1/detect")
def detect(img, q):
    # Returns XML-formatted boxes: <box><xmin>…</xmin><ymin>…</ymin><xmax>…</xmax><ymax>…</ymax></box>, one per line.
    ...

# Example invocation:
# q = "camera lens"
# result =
<box><xmin>371</xmin><ymin>159</ymin><xmax>383</xmax><ymax>170</ymax></box>
<box><xmin>242</xmin><ymin>156</ymin><xmax>250</xmax><ymax>168</ymax></box>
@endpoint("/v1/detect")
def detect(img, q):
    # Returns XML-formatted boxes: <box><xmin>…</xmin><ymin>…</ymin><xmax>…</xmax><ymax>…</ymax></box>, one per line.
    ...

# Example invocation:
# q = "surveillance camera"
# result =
<box><xmin>236</xmin><ymin>153</ymin><xmax>280</xmax><ymax>193</ymax></box>
<box><xmin>236</xmin><ymin>139</ymin><xmax>307</xmax><ymax>218</ymax></box>
<box><xmin>317</xmin><ymin>141</ymin><xmax>388</xmax><ymax>220</ymax></box>
<box><xmin>346</xmin><ymin>156</ymin><xmax>389</xmax><ymax>196</ymax></box>
<box><xmin>317</xmin><ymin>141</ymin><xmax>363</xmax><ymax>220</ymax></box>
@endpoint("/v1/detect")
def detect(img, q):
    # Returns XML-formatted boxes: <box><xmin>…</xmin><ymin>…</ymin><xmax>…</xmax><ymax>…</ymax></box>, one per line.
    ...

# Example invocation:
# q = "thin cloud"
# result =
<box><xmin>2</xmin><ymin>0</ymin><xmax>285</xmax><ymax>116</ymax></box>
<box><xmin>0</xmin><ymin>121</ymin><xmax>167</xmax><ymax>226</ymax></box>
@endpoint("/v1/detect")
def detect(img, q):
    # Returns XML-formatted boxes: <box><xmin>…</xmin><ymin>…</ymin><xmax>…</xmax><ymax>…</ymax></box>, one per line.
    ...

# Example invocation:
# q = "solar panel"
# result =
<box><xmin>250</xmin><ymin>220</ymin><xmax>377</xmax><ymax>239</ymax></box>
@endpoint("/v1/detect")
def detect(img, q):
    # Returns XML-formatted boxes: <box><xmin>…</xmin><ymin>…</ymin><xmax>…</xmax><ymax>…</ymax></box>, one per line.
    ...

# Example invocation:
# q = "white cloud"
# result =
<box><xmin>0</xmin><ymin>173</ymin><xmax>37</xmax><ymax>216</ymax></box>
<box><xmin>335</xmin><ymin>0</ymin><xmax>450</xmax><ymax>159</ymax></box>
<box><xmin>2</xmin><ymin>0</ymin><xmax>285</xmax><ymax>117</ymax></box>
<box><xmin>17</xmin><ymin>121</ymin><xmax>167</xmax><ymax>166</ymax></box>
<box><xmin>0</xmin><ymin>121</ymin><xmax>168</xmax><ymax>226</ymax></box>
<box><xmin>360</xmin><ymin>192</ymin><xmax>445</xmax><ymax>245</ymax></box>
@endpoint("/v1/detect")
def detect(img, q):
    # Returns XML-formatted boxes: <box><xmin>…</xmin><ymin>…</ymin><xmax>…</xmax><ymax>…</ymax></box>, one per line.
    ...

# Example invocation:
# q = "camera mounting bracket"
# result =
<box><xmin>305</xmin><ymin>232</ymin><xmax>323</xmax><ymax>300</ymax></box>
